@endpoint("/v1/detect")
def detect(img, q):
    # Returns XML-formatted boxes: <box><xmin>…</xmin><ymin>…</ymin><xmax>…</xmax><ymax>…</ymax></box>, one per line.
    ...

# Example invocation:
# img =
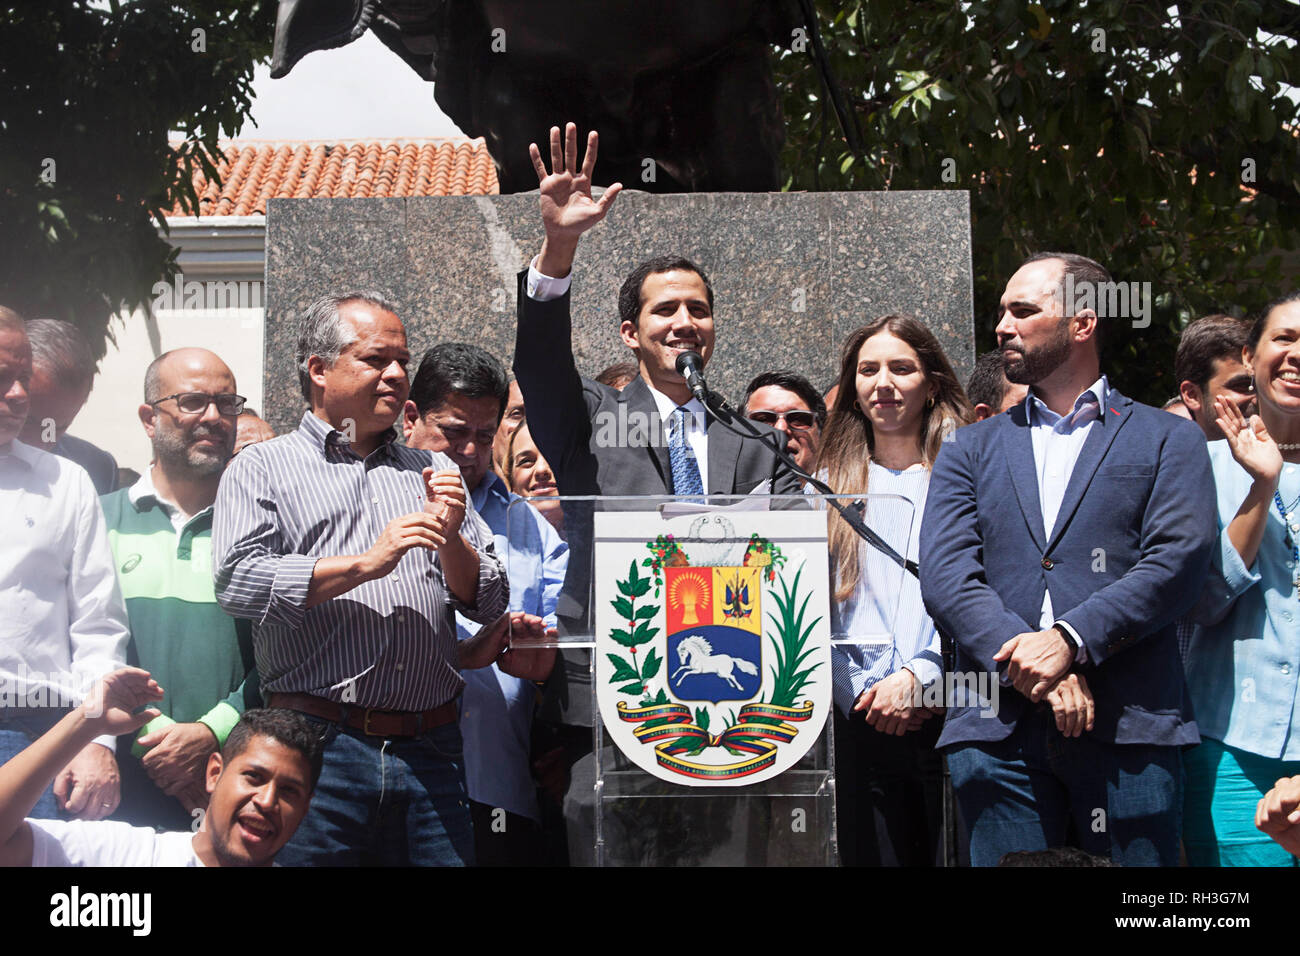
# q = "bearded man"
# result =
<box><xmin>100</xmin><ymin>348</ymin><xmax>258</xmax><ymax>830</ymax></box>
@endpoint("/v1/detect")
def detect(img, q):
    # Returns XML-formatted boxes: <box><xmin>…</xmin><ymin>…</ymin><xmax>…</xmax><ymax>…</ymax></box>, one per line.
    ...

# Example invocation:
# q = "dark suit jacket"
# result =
<box><xmin>920</xmin><ymin>387</ymin><xmax>1214</xmax><ymax>748</ymax></box>
<box><xmin>514</xmin><ymin>269</ymin><xmax>803</xmax><ymax>723</ymax></box>
<box><xmin>513</xmin><ymin>271</ymin><xmax>802</xmax><ymax>500</ymax></box>
<box><xmin>55</xmin><ymin>434</ymin><xmax>118</xmax><ymax>495</ymax></box>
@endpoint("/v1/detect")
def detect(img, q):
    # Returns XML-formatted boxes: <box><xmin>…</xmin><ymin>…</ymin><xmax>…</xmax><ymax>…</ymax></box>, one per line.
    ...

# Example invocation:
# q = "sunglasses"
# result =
<box><xmin>149</xmin><ymin>392</ymin><xmax>247</xmax><ymax>416</ymax></box>
<box><xmin>748</xmin><ymin>409</ymin><xmax>817</xmax><ymax>431</ymax></box>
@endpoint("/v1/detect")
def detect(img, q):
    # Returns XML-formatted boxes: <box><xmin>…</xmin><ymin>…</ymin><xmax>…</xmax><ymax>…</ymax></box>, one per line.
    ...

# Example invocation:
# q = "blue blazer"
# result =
<box><xmin>920</xmin><ymin>387</ymin><xmax>1214</xmax><ymax>748</ymax></box>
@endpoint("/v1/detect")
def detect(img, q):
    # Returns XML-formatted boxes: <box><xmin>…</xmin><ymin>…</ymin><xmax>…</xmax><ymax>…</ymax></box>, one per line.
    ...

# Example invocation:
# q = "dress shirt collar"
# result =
<box><xmin>646</xmin><ymin>386</ymin><xmax>707</xmax><ymax>430</ymax></box>
<box><xmin>1027</xmin><ymin>375</ymin><xmax>1109</xmax><ymax>430</ymax></box>
<box><xmin>0</xmin><ymin>438</ymin><xmax>42</xmax><ymax>469</ymax></box>
<box><xmin>297</xmin><ymin>409</ymin><xmax>398</xmax><ymax>458</ymax></box>
<box><xmin>472</xmin><ymin>469</ymin><xmax>511</xmax><ymax>513</ymax></box>
<box><xmin>128</xmin><ymin>467</ymin><xmax>213</xmax><ymax>516</ymax></box>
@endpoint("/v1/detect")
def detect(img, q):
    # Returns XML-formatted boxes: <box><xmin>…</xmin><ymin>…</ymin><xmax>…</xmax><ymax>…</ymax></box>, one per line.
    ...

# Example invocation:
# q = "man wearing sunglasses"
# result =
<box><xmin>99</xmin><ymin>348</ymin><xmax>257</xmax><ymax>831</ymax></box>
<box><xmin>741</xmin><ymin>371</ymin><xmax>827</xmax><ymax>480</ymax></box>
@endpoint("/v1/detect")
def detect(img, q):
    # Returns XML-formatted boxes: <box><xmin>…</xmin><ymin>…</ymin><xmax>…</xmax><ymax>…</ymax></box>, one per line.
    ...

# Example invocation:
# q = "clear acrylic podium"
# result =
<box><xmin>504</xmin><ymin>492</ymin><xmax>914</xmax><ymax>867</ymax></box>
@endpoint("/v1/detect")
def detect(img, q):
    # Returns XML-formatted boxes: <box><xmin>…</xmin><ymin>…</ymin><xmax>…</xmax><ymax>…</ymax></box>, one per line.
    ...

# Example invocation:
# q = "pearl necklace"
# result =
<box><xmin>1279</xmin><ymin>442</ymin><xmax>1300</xmax><ymax>451</ymax></box>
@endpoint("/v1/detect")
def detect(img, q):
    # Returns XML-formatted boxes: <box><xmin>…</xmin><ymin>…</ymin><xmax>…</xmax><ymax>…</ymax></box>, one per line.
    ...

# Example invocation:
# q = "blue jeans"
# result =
<box><xmin>276</xmin><ymin>716</ymin><xmax>475</xmax><ymax>867</ymax></box>
<box><xmin>946</xmin><ymin>707</ymin><xmax>1182</xmax><ymax>866</ymax></box>
<box><xmin>0</xmin><ymin>711</ymin><xmax>66</xmax><ymax>820</ymax></box>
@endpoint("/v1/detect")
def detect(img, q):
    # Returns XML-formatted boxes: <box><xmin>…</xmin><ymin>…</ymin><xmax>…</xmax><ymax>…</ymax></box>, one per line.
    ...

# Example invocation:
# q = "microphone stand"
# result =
<box><xmin>695</xmin><ymin>387</ymin><xmax>920</xmax><ymax>580</ymax></box>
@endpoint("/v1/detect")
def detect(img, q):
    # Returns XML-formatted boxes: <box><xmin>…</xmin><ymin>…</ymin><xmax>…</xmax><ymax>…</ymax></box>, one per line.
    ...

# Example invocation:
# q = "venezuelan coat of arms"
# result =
<box><xmin>594</xmin><ymin>510</ymin><xmax>832</xmax><ymax>786</ymax></box>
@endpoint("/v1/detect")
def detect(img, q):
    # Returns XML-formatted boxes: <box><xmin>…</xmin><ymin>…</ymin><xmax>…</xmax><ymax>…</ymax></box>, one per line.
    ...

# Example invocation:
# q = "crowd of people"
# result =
<box><xmin>2</xmin><ymin>122</ymin><xmax>1300</xmax><ymax>867</ymax></box>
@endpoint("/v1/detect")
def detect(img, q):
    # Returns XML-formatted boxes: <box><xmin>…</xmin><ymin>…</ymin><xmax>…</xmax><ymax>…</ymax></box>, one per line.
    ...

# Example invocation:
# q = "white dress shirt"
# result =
<box><xmin>0</xmin><ymin>440</ymin><xmax>128</xmax><ymax>750</ymax></box>
<box><xmin>527</xmin><ymin>259</ymin><xmax>710</xmax><ymax>490</ymax></box>
<box><xmin>1026</xmin><ymin>375</ymin><xmax>1109</xmax><ymax>660</ymax></box>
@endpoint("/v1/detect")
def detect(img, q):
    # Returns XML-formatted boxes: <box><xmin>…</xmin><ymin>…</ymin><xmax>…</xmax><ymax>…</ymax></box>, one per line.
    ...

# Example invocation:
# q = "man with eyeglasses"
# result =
<box><xmin>403</xmin><ymin>343</ymin><xmax>566</xmax><ymax>865</ymax></box>
<box><xmin>741</xmin><ymin>371</ymin><xmax>827</xmax><ymax>480</ymax></box>
<box><xmin>99</xmin><ymin>348</ymin><xmax>259</xmax><ymax>830</ymax></box>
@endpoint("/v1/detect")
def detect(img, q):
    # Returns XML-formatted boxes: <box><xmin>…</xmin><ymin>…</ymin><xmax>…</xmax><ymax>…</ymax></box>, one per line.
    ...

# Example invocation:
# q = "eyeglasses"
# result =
<box><xmin>748</xmin><ymin>409</ymin><xmax>818</xmax><ymax>431</ymax></box>
<box><xmin>149</xmin><ymin>392</ymin><xmax>247</xmax><ymax>416</ymax></box>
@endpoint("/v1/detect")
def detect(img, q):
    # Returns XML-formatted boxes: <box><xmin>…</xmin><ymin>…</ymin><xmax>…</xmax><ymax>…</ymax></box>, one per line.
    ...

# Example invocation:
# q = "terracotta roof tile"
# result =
<box><xmin>168</xmin><ymin>138</ymin><xmax>499</xmax><ymax>216</ymax></box>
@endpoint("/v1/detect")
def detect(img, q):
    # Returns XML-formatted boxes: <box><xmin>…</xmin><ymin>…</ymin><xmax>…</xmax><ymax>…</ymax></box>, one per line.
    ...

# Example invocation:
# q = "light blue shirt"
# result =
<box><xmin>1027</xmin><ymin>375</ymin><xmax>1108</xmax><ymax>656</ymax></box>
<box><xmin>1186</xmin><ymin>441</ymin><xmax>1300</xmax><ymax>759</ymax></box>
<box><xmin>456</xmin><ymin>472</ymin><xmax>569</xmax><ymax>820</ymax></box>
<box><xmin>826</xmin><ymin>463</ymin><xmax>942</xmax><ymax>718</ymax></box>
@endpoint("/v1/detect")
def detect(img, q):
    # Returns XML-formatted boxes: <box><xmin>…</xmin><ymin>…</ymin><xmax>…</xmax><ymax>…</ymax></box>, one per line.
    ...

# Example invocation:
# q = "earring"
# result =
<box><xmin>926</xmin><ymin>396</ymin><xmax>935</xmax><ymax>409</ymax></box>
<box><xmin>853</xmin><ymin>400</ymin><xmax>862</xmax><ymax>412</ymax></box>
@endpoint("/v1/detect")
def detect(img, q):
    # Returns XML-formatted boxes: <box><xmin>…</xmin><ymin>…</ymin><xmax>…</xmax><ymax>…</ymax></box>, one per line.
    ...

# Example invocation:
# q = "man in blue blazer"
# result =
<box><xmin>921</xmin><ymin>252</ymin><xmax>1215</xmax><ymax>866</ymax></box>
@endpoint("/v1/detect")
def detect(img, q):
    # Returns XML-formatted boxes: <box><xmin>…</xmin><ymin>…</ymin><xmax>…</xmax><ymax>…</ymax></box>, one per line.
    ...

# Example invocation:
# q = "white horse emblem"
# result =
<box><xmin>671</xmin><ymin>635</ymin><xmax>759</xmax><ymax>691</ymax></box>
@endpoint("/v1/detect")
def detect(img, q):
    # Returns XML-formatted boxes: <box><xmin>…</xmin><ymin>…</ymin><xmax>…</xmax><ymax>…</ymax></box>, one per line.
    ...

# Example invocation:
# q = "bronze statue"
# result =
<box><xmin>270</xmin><ymin>0</ymin><xmax>806</xmax><ymax>193</ymax></box>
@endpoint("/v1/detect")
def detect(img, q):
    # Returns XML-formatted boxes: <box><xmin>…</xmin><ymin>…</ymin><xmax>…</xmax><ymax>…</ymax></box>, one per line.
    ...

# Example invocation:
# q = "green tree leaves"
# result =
<box><xmin>775</xmin><ymin>0</ymin><xmax>1300</xmax><ymax>405</ymax></box>
<box><xmin>1</xmin><ymin>4</ymin><xmax>276</xmax><ymax>352</ymax></box>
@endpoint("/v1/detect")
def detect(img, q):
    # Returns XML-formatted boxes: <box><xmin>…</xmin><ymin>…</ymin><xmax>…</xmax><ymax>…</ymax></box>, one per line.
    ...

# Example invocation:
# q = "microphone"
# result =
<box><xmin>675</xmin><ymin>351</ymin><xmax>711</xmax><ymax>405</ymax></box>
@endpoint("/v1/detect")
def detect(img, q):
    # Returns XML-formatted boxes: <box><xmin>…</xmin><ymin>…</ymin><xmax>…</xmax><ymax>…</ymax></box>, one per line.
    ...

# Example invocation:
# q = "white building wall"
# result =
<box><xmin>75</xmin><ymin>216</ymin><xmax>268</xmax><ymax>475</ymax></box>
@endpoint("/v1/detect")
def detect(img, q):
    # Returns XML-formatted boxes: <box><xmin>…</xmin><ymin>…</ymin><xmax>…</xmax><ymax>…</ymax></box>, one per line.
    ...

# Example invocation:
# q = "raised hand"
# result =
<box><xmin>530</xmin><ymin>122</ymin><xmax>623</xmax><ymax>276</ymax></box>
<box><xmin>79</xmin><ymin>667</ymin><xmax>165</xmax><ymax>737</ymax></box>
<box><xmin>1216</xmin><ymin>395</ymin><xmax>1282</xmax><ymax>486</ymax></box>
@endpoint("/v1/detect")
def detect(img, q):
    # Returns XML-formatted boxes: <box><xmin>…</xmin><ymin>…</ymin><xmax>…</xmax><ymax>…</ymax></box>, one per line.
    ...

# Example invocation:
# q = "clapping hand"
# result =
<box><xmin>1216</xmin><ymin>395</ymin><xmax>1282</xmax><ymax>486</ymax></box>
<box><xmin>423</xmin><ymin>467</ymin><xmax>467</xmax><ymax>540</ymax></box>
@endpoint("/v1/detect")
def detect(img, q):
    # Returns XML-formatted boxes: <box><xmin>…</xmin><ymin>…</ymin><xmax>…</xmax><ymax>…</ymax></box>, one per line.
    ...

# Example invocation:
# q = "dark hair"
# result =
<box><xmin>594</xmin><ymin>361</ymin><xmax>639</xmax><ymax>389</ymax></box>
<box><xmin>1174</xmin><ymin>314</ymin><xmax>1250</xmax><ymax>394</ymax></box>
<box><xmin>24</xmin><ymin>318</ymin><xmax>96</xmax><ymax>393</ymax></box>
<box><xmin>409</xmin><ymin>343</ymin><xmax>509</xmax><ymax>422</ymax></box>
<box><xmin>1247</xmin><ymin>291</ymin><xmax>1300</xmax><ymax>353</ymax></box>
<box><xmin>1020</xmin><ymin>251</ymin><xmax>1113</xmax><ymax>354</ymax></box>
<box><xmin>819</xmin><ymin>315</ymin><xmax>974</xmax><ymax>601</ymax></box>
<box><xmin>742</xmin><ymin>370</ymin><xmax>828</xmax><ymax>428</ymax></box>
<box><xmin>223</xmin><ymin>709</ymin><xmax>325</xmax><ymax>791</ymax></box>
<box><xmin>966</xmin><ymin>349</ymin><xmax>1014</xmax><ymax>411</ymax></box>
<box><xmin>998</xmin><ymin>847</ymin><xmax>1116</xmax><ymax>867</ymax></box>
<box><xmin>617</xmin><ymin>256</ymin><xmax>714</xmax><ymax>329</ymax></box>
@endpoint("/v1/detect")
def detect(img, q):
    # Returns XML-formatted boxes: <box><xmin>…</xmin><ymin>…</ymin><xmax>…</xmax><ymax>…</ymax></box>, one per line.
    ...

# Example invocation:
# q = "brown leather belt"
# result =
<box><xmin>266</xmin><ymin>692</ymin><xmax>457</xmax><ymax>738</ymax></box>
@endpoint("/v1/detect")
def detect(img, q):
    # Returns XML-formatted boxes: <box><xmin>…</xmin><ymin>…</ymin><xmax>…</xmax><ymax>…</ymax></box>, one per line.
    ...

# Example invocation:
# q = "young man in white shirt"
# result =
<box><xmin>0</xmin><ymin>668</ymin><xmax>322</xmax><ymax>867</ymax></box>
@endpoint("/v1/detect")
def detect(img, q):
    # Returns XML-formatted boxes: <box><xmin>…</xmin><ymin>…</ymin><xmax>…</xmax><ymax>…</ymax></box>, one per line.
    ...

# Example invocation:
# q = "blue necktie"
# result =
<box><xmin>668</xmin><ymin>406</ymin><xmax>704</xmax><ymax>497</ymax></box>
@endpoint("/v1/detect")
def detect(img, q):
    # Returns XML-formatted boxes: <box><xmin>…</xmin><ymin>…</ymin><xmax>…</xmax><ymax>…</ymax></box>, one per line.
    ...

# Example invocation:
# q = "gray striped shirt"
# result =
<box><xmin>212</xmin><ymin>411</ymin><xmax>508</xmax><ymax>710</ymax></box>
